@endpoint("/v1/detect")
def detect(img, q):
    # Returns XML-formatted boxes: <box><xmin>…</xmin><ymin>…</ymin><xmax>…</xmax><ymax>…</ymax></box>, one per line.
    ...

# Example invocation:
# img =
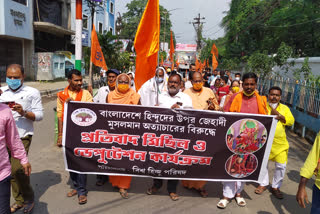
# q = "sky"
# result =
<box><xmin>116</xmin><ymin>0</ymin><xmax>231</xmax><ymax>44</ymax></box>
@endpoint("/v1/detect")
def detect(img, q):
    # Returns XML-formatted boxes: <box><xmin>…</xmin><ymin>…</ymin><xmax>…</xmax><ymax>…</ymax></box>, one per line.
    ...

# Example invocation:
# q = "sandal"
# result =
<box><xmin>169</xmin><ymin>193</ymin><xmax>179</xmax><ymax>201</ymax></box>
<box><xmin>23</xmin><ymin>201</ymin><xmax>34</xmax><ymax>214</ymax></box>
<box><xmin>271</xmin><ymin>188</ymin><xmax>284</xmax><ymax>199</ymax></box>
<box><xmin>119</xmin><ymin>189</ymin><xmax>129</xmax><ymax>199</ymax></box>
<box><xmin>217</xmin><ymin>198</ymin><xmax>230</xmax><ymax>209</ymax></box>
<box><xmin>146</xmin><ymin>186</ymin><xmax>158</xmax><ymax>195</ymax></box>
<box><xmin>78</xmin><ymin>195</ymin><xmax>87</xmax><ymax>205</ymax></box>
<box><xmin>10</xmin><ymin>203</ymin><xmax>23</xmax><ymax>213</ymax></box>
<box><xmin>255</xmin><ymin>185</ymin><xmax>267</xmax><ymax>195</ymax></box>
<box><xmin>198</xmin><ymin>189</ymin><xmax>208</xmax><ymax>198</ymax></box>
<box><xmin>235</xmin><ymin>196</ymin><xmax>246</xmax><ymax>207</ymax></box>
<box><xmin>67</xmin><ymin>189</ymin><xmax>77</xmax><ymax>197</ymax></box>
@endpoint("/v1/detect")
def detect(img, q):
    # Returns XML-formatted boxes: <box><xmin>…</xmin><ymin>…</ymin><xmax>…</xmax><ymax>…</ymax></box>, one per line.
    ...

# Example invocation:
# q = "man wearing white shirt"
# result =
<box><xmin>147</xmin><ymin>72</ymin><xmax>192</xmax><ymax>201</ymax></box>
<box><xmin>0</xmin><ymin>64</ymin><xmax>43</xmax><ymax>213</ymax></box>
<box><xmin>93</xmin><ymin>69</ymin><xmax>120</xmax><ymax>103</ymax></box>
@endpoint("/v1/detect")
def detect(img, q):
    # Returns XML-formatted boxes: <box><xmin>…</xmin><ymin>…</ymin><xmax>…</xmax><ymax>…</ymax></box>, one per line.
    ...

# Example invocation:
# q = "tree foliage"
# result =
<box><xmin>221</xmin><ymin>0</ymin><xmax>320</xmax><ymax>59</ymax></box>
<box><xmin>120</xmin><ymin>0</ymin><xmax>175</xmax><ymax>45</ymax></box>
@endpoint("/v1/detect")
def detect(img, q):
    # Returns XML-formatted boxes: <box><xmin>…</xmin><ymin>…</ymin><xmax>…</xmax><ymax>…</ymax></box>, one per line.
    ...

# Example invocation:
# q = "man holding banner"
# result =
<box><xmin>57</xmin><ymin>69</ymin><xmax>93</xmax><ymax>205</ymax></box>
<box><xmin>218</xmin><ymin>72</ymin><xmax>268</xmax><ymax>209</ymax></box>
<box><xmin>147</xmin><ymin>73</ymin><xmax>193</xmax><ymax>201</ymax></box>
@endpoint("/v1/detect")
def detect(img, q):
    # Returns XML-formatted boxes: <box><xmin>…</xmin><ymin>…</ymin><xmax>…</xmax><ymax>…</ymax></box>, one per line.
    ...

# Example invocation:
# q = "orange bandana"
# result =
<box><xmin>229</xmin><ymin>91</ymin><xmax>268</xmax><ymax>115</ymax></box>
<box><xmin>57</xmin><ymin>86</ymin><xmax>83</xmax><ymax>121</ymax></box>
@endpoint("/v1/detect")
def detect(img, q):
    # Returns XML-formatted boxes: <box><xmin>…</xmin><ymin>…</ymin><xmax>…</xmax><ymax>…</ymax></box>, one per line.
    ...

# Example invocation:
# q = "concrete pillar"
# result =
<box><xmin>23</xmin><ymin>39</ymin><xmax>35</xmax><ymax>80</ymax></box>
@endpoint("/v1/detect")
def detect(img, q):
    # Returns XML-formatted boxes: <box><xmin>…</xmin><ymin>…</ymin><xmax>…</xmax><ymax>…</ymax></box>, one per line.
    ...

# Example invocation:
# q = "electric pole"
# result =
<box><xmin>190</xmin><ymin>13</ymin><xmax>205</xmax><ymax>51</ymax></box>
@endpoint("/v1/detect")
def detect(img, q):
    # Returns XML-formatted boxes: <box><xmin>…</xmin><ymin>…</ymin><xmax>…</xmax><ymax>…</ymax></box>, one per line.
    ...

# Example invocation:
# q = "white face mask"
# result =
<box><xmin>269</xmin><ymin>103</ymin><xmax>278</xmax><ymax>109</ymax></box>
<box><xmin>235</xmin><ymin>77</ymin><xmax>240</xmax><ymax>81</ymax></box>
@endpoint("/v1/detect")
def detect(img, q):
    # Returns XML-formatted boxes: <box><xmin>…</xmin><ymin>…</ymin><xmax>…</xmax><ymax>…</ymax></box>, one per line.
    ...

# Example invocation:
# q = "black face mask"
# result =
<box><xmin>207</xmin><ymin>73</ymin><xmax>212</xmax><ymax>77</ymax></box>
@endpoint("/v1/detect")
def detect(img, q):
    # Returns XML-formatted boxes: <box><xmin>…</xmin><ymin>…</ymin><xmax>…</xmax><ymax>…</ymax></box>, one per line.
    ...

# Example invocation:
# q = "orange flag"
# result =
<box><xmin>134</xmin><ymin>0</ymin><xmax>160</xmax><ymax>91</ymax></box>
<box><xmin>195</xmin><ymin>57</ymin><xmax>200</xmax><ymax>71</ymax></box>
<box><xmin>211</xmin><ymin>43</ymin><xmax>218</xmax><ymax>59</ymax></box>
<box><xmin>170</xmin><ymin>30</ymin><xmax>174</xmax><ymax>69</ymax></box>
<box><xmin>212</xmin><ymin>55</ymin><xmax>218</xmax><ymax>71</ymax></box>
<box><xmin>161</xmin><ymin>55</ymin><xmax>164</xmax><ymax>66</ymax></box>
<box><xmin>206</xmin><ymin>59</ymin><xmax>209</xmax><ymax>68</ymax></box>
<box><xmin>90</xmin><ymin>24</ymin><xmax>108</xmax><ymax>71</ymax></box>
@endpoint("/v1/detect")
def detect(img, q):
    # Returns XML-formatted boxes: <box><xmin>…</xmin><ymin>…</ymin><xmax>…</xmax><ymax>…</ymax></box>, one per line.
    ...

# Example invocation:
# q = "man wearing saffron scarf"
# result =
<box><xmin>182</xmin><ymin>71</ymin><xmax>220</xmax><ymax>197</ymax></box>
<box><xmin>107</xmin><ymin>73</ymin><xmax>141</xmax><ymax>199</ymax></box>
<box><xmin>57</xmin><ymin>69</ymin><xmax>92</xmax><ymax>205</ymax></box>
<box><xmin>218</xmin><ymin>72</ymin><xmax>268</xmax><ymax>209</ymax></box>
<box><xmin>93</xmin><ymin>69</ymin><xmax>120</xmax><ymax>103</ymax></box>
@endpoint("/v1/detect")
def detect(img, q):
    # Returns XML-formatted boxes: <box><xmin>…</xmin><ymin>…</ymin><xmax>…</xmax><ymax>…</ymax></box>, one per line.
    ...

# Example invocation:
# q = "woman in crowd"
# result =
<box><xmin>220</xmin><ymin>80</ymin><xmax>240</xmax><ymax>108</ymax></box>
<box><xmin>106</xmin><ymin>73</ymin><xmax>141</xmax><ymax>199</ymax></box>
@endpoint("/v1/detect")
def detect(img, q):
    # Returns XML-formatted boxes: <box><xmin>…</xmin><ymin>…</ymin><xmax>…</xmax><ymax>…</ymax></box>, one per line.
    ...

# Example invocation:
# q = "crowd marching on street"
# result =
<box><xmin>0</xmin><ymin>63</ymin><xmax>320</xmax><ymax>214</ymax></box>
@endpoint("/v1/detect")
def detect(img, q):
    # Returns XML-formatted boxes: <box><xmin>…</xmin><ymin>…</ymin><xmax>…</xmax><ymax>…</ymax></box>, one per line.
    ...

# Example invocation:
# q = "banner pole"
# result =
<box><xmin>75</xmin><ymin>0</ymin><xmax>82</xmax><ymax>71</ymax></box>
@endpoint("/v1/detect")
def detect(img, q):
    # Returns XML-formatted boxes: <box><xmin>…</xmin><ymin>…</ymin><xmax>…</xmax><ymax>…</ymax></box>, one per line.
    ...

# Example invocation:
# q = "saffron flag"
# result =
<box><xmin>195</xmin><ymin>57</ymin><xmax>200</xmax><ymax>71</ymax></box>
<box><xmin>170</xmin><ymin>30</ymin><xmax>174</xmax><ymax>69</ymax></box>
<box><xmin>212</xmin><ymin>55</ymin><xmax>218</xmax><ymax>71</ymax></box>
<box><xmin>161</xmin><ymin>55</ymin><xmax>164</xmax><ymax>66</ymax></box>
<box><xmin>211</xmin><ymin>43</ymin><xmax>219</xmax><ymax>59</ymax></box>
<box><xmin>134</xmin><ymin>0</ymin><xmax>160</xmax><ymax>91</ymax></box>
<box><xmin>90</xmin><ymin>24</ymin><xmax>108</xmax><ymax>71</ymax></box>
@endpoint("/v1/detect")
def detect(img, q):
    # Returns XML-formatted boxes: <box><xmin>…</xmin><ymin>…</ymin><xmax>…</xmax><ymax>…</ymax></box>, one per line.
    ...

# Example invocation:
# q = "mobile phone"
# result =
<box><xmin>176</xmin><ymin>102</ymin><xmax>183</xmax><ymax>106</ymax></box>
<box><xmin>5</xmin><ymin>101</ymin><xmax>16</xmax><ymax>108</ymax></box>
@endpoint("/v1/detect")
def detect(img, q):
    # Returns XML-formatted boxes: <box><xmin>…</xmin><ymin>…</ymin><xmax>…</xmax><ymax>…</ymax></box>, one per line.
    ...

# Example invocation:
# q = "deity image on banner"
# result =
<box><xmin>225</xmin><ymin>119</ymin><xmax>267</xmax><ymax>154</ymax></box>
<box><xmin>225</xmin><ymin>154</ymin><xmax>258</xmax><ymax>178</ymax></box>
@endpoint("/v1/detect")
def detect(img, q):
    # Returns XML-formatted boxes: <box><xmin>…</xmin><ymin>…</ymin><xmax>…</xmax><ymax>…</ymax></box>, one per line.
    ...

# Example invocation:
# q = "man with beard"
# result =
<box><xmin>218</xmin><ymin>72</ymin><xmax>268</xmax><ymax>209</ymax></box>
<box><xmin>255</xmin><ymin>86</ymin><xmax>294</xmax><ymax>199</ymax></box>
<box><xmin>147</xmin><ymin>73</ymin><xmax>192</xmax><ymax>201</ymax></box>
<box><xmin>57</xmin><ymin>69</ymin><xmax>93</xmax><ymax>205</ymax></box>
<box><xmin>138</xmin><ymin>67</ymin><xmax>168</xmax><ymax>106</ymax></box>
<box><xmin>94</xmin><ymin>69</ymin><xmax>120</xmax><ymax>103</ymax></box>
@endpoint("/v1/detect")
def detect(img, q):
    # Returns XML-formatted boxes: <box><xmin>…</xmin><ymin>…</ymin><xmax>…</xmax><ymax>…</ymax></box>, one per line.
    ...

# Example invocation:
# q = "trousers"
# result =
<box><xmin>153</xmin><ymin>179</ymin><xmax>179</xmax><ymax>193</ymax></box>
<box><xmin>69</xmin><ymin>172</ymin><xmax>87</xmax><ymax>196</ymax></box>
<box><xmin>9</xmin><ymin>135</ymin><xmax>34</xmax><ymax>205</ymax></box>
<box><xmin>260</xmin><ymin>161</ymin><xmax>286</xmax><ymax>188</ymax></box>
<box><xmin>222</xmin><ymin>181</ymin><xmax>244</xmax><ymax>198</ymax></box>
<box><xmin>0</xmin><ymin>176</ymin><xmax>11</xmax><ymax>214</ymax></box>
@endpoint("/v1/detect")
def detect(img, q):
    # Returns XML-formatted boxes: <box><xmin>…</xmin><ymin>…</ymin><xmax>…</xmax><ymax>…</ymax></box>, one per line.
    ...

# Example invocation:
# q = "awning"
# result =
<box><xmin>33</xmin><ymin>22</ymin><xmax>75</xmax><ymax>36</ymax></box>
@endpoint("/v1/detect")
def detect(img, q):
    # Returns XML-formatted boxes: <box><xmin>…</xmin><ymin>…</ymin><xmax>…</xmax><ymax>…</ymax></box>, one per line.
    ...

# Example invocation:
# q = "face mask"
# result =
<box><xmin>109</xmin><ymin>81</ymin><xmax>116</xmax><ymax>88</ymax></box>
<box><xmin>220</xmin><ymin>82</ymin><xmax>224</xmax><ymax>86</ymax></box>
<box><xmin>156</xmin><ymin>77</ymin><xmax>164</xmax><ymax>83</ymax></box>
<box><xmin>235</xmin><ymin>77</ymin><xmax>240</xmax><ymax>81</ymax></box>
<box><xmin>193</xmin><ymin>82</ymin><xmax>203</xmax><ymax>91</ymax></box>
<box><xmin>117</xmin><ymin>84</ymin><xmax>130</xmax><ymax>93</ymax></box>
<box><xmin>232</xmin><ymin>86</ymin><xmax>240</xmax><ymax>93</ymax></box>
<box><xmin>269</xmin><ymin>103</ymin><xmax>278</xmax><ymax>109</ymax></box>
<box><xmin>216</xmin><ymin>75</ymin><xmax>220</xmax><ymax>79</ymax></box>
<box><xmin>243</xmin><ymin>90</ymin><xmax>255</xmax><ymax>97</ymax></box>
<box><xmin>6</xmin><ymin>78</ymin><xmax>21</xmax><ymax>90</ymax></box>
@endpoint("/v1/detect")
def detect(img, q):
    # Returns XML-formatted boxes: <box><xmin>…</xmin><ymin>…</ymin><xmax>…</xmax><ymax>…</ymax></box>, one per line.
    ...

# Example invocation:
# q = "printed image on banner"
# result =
<box><xmin>225</xmin><ymin>154</ymin><xmax>258</xmax><ymax>178</ymax></box>
<box><xmin>226</xmin><ymin>119</ymin><xmax>267</xmax><ymax>154</ymax></box>
<box><xmin>71</xmin><ymin>108</ymin><xmax>97</xmax><ymax>127</ymax></box>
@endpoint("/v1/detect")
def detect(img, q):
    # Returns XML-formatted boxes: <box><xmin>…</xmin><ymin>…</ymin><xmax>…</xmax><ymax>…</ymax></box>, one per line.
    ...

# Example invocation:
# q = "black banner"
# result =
<box><xmin>63</xmin><ymin>102</ymin><xmax>277</xmax><ymax>182</ymax></box>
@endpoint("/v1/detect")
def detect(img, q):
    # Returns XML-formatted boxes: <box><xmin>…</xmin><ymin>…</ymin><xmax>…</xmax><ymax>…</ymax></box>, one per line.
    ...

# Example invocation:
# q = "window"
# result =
<box><xmin>109</xmin><ymin>27</ymin><xmax>113</xmax><ymax>34</ymax></box>
<box><xmin>12</xmin><ymin>0</ymin><xmax>27</xmax><ymax>5</ymax></box>
<box><xmin>98</xmin><ymin>22</ymin><xmax>103</xmax><ymax>34</ymax></box>
<box><xmin>83</xmin><ymin>15</ymin><xmax>88</xmax><ymax>30</ymax></box>
<box><xmin>60</xmin><ymin>63</ymin><xmax>64</xmax><ymax>70</ymax></box>
<box><xmin>110</xmin><ymin>2</ymin><xmax>114</xmax><ymax>14</ymax></box>
<box><xmin>54</xmin><ymin>62</ymin><xmax>59</xmax><ymax>69</ymax></box>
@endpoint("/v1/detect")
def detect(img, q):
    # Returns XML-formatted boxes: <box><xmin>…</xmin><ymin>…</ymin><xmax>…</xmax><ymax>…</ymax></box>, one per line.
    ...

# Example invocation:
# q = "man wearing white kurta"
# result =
<box><xmin>138</xmin><ymin>67</ymin><xmax>168</xmax><ymax>106</ymax></box>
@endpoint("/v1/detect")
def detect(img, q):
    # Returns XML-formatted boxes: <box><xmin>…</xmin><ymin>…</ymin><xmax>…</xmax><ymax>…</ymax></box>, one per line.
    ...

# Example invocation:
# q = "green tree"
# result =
<box><xmin>120</xmin><ymin>0</ymin><xmax>175</xmax><ymax>46</ymax></box>
<box><xmin>247</xmin><ymin>52</ymin><xmax>274</xmax><ymax>78</ymax></box>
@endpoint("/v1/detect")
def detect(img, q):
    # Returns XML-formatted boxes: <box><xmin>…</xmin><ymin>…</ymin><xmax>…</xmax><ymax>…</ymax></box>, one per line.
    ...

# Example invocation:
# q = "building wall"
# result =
<box><xmin>71</xmin><ymin>1</ymin><xmax>106</xmax><ymax>47</ymax></box>
<box><xmin>106</xmin><ymin>0</ymin><xmax>115</xmax><ymax>34</ymax></box>
<box><xmin>0</xmin><ymin>0</ymin><xmax>34</xmax><ymax>80</ymax></box>
<box><xmin>0</xmin><ymin>0</ymin><xmax>33</xmax><ymax>40</ymax></box>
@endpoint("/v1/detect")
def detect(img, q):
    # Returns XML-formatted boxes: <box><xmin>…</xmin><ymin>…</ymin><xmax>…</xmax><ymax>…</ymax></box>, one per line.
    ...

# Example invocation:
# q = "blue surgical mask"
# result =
<box><xmin>6</xmin><ymin>78</ymin><xmax>22</xmax><ymax>90</ymax></box>
<box><xmin>156</xmin><ymin>77</ymin><xmax>164</xmax><ymax>83</ymax></box>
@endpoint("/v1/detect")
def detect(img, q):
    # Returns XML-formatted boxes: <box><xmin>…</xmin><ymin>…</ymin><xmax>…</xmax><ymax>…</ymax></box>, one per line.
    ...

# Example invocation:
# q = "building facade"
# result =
<box><xmin>0</xmin><ymin>0</ymin><xmax>33</xmax><ymax>81</ymax></box>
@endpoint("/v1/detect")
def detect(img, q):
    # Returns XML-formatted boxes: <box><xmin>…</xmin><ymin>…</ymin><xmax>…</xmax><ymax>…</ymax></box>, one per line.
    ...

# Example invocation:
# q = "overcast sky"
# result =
<box><xmin>116</xmin><ymin>0</ymin><xmax>231</xmax><ymax>44</ymax></box>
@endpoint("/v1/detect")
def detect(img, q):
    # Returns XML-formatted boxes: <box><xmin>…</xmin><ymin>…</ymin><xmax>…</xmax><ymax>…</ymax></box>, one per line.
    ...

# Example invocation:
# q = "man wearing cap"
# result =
<box><xmin>93</xmin><ymin>69</ymin><xmax>120</xmax><ymax>103</ymax></box>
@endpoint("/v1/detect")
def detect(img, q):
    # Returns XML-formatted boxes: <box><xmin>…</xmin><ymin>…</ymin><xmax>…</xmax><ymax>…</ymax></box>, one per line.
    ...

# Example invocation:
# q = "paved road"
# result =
<box><xmin>17</xmin><ymin>98</ymin><xmax>314</xmax><ymax>214</ymax></box>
